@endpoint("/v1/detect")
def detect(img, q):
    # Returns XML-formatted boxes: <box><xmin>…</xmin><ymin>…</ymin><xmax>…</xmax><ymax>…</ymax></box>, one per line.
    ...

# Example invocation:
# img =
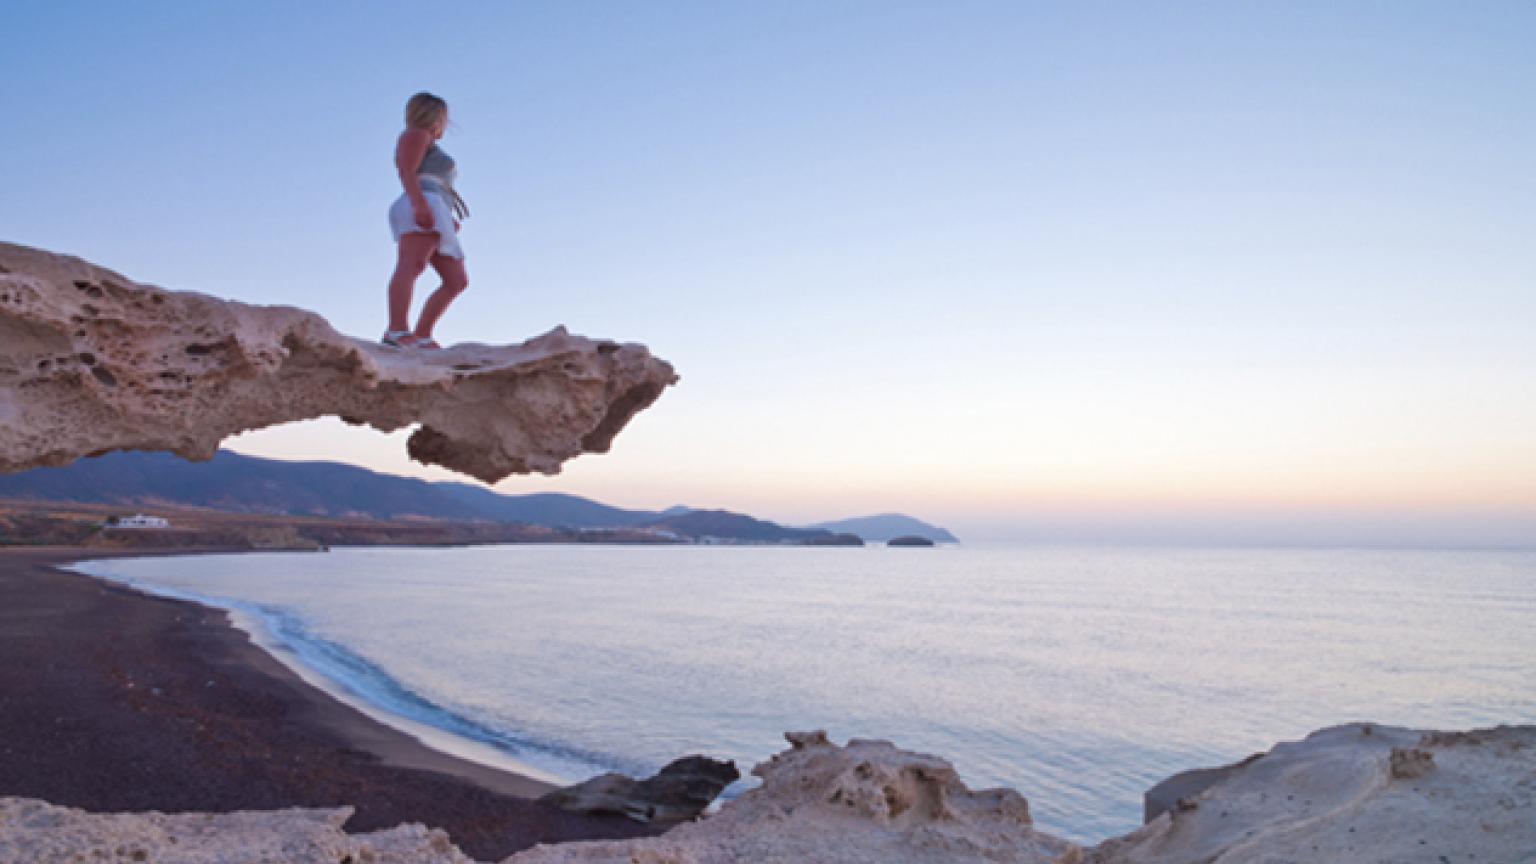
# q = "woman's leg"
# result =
<box><xmin>413</xmin><ymin>251</ymin><xmax>469</xmax><ymax>340</ymax></box>
<box><xmin>387</xmin><ymin>233</ymin><xmax>440</xmax><ymax>333</ymax></box>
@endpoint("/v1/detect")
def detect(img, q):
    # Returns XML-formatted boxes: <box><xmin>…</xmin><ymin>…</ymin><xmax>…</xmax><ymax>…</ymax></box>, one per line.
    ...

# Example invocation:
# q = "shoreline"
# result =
<box><xmin>0</xmin><ymin>546</ymin><xmax>662</xmax><ymax>861</ymax></box>
<box><xmin>66</xmin><ymin>551</ymin><xmax>580</xmax><ymax>789</ymax></box>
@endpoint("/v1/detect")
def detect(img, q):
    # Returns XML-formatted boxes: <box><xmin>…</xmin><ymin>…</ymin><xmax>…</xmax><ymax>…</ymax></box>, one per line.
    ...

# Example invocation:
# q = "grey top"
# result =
<box><xmin>417</xmin><ymin>143</ymin><xmax>469</xmax><ymax>220</ymax></box>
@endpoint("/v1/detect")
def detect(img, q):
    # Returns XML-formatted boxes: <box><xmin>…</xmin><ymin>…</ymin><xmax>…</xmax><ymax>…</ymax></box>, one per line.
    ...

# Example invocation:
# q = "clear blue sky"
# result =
<box><xmin>5</xmin><ymin>1</ymin><xmax>1534</xmax><ymax>544</ymax></box>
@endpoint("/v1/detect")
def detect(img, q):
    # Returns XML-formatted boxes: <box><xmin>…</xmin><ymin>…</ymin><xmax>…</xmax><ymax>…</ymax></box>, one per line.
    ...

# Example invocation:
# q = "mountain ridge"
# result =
<box><xmin>0</xmin><ymin>451</ymin><xmax>954</xmax><ymax>544</ymax></box>
<box><xmin>808</xmin><ymin>513</ymin><xmax>959</xmax><ymax>543</ymax></box>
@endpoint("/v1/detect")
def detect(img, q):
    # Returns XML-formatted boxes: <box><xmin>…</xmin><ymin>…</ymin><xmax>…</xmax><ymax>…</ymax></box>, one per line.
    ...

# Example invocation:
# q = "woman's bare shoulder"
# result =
<box><xmin>398</xmin><ymin>127</ymin><xmax>433</xmax><ymax>145</ymax></box>
<box><xmin>395</xmin><ymin>128</ymin><xmax>432</xmax><ymax>168</ymax></box>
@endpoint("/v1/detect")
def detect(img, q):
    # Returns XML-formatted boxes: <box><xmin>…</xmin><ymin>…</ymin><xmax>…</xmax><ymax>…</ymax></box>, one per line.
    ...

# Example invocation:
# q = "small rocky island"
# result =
<box><xmin>888</xmin><ymin>534</ymin><xmax>936</xmax><ymax>547</ymax></box>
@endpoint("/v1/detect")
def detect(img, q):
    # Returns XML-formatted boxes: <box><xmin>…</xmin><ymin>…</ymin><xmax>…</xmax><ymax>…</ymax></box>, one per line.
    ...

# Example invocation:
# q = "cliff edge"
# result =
<box><xmin>0</xmin><ymin>241</ymin><xmax>677</xmax><ymax>482</ymax></box>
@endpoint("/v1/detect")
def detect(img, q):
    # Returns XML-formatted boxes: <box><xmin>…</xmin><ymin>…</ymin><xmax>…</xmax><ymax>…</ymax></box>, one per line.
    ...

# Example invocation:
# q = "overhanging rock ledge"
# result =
<box><xmin>0</xmin><ymin>241</ymin><xmax>678</xmax><ymax>482</ymax></box>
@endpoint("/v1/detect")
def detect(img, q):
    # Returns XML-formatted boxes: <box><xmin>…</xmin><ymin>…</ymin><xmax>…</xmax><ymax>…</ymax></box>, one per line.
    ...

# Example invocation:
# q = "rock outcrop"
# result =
<box><xmin>0</xmin><ymin>242</ymin><xmax>677</xmax><ymax>482</ymax></box>
<box><xmin>1139</xmin><ymin>752</ymin><xmax>1262</xmax><ymax>823</ymax></box>
<box><xmin>540</xmin><ymin>756</ymin><xmax>741</xmax><ymax>824</ymax></box>
<box><xmin>2</xmin><ymin>725</ymin><xmax>1532</xmax><ymax>863</ymax></box>
<box><xmin>0</xmin><ymin>798</ymin><xmax>473</xmax><ymax>864</ymax></box>
<box><xmin>1089</xmin><ymin>723</ymin><xmax>1536</xmax><ymax>864</ymax></box>
<box><xmin>510</xmin><ymin>731</ymin><xmax>1084</xmax><ymax>864</ymax></box>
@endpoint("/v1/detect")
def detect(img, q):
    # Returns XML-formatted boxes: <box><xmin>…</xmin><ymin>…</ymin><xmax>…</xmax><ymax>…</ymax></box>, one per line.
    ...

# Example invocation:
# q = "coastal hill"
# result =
<box><xmin>0</xmin><ymin>450</ymin><xmax>937</xmax><ymax>545</ymax></box>
<box><xmin>0</xmin><ymin>450</ymin><xmax>642</xmax><ymax>525</ymax></box>
<box><xmin>645</xmin><ymin>509</ymin><xmax>862</xmax><ymax>545</ymax></box>
<box><xmin>808</xmin><ymin>513</ymin><xmax>959</xmax><ymax>543</ymax></box>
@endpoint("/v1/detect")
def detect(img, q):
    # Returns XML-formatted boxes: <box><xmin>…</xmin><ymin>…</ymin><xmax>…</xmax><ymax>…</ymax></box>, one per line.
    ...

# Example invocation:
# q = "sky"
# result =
<box><xmin>4</xmin><ymin>1</ymin><xmax>1534</xmax><ymax>545</ymax></box>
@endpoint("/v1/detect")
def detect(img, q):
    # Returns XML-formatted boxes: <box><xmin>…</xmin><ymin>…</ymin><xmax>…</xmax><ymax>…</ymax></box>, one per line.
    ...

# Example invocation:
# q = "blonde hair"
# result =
<box><xmin>405</xmin><ymin>92</ymin><xmax>449</xmax><ymax>133</ymax></box>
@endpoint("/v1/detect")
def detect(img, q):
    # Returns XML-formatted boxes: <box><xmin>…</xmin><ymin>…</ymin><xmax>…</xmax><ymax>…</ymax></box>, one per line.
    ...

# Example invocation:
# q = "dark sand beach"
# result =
<box><xmin>0</xmin><ymin>547</ymin><xmax>661</xmax><ymax>861</ymax></box>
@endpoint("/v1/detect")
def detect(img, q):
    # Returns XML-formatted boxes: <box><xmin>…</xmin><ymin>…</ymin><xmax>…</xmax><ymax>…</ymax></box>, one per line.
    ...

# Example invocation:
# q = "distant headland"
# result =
<box><xmin>0</xmin><ymin>450</ymin><xmax>958</xmax><ymax>549</ymax></box>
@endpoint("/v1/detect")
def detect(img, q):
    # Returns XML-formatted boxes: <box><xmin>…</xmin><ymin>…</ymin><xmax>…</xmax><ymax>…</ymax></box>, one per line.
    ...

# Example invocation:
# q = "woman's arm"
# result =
<box><xmin>395</xmin><ymin>128</ymin><xmax>434</xmax><ymax>228</ymax></box>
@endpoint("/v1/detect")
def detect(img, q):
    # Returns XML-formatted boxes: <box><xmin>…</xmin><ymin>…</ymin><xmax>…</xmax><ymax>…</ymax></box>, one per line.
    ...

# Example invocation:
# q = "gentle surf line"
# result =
<box><xmin>66</xmin><ymin>556</ymin><xmax>620</xmax><ymax>787</ymax></box>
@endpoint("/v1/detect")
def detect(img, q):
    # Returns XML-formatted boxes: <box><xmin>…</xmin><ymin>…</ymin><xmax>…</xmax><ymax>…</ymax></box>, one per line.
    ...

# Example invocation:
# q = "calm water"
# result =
<box><xmin>72</xmin><ymin>544</ymin><xmax>1536</xmax><ymax>843</ymax></box>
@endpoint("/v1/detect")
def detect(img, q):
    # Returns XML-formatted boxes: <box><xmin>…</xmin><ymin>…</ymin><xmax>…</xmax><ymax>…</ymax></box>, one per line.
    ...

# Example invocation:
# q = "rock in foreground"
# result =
<box><xmin>510</xmin><ymin>731</ymin><xmax>1083</xmax><ymax>864</ymax></box>
<box><xmin>0</xmin><ymin>241</ymin><xmax>677</xmax><ymax>482</ymax></box>
<box><xmin>539</xmin><ymin>755</ymin><xmax>740</xmax><ymax>824</ymax></box>
<box><xmin>0</xmin><ymin>799</ymin><xmax>473</xmax><ymax>864</ymax></box>
<box><xmin>1</xmin><ymin>724</ymin><xmax>1531</xmax><ymax>863</ymax></box>
<box><xmin>1090</xmin><ymin>723</ymin><xmax>1536</xmax><ymax>864</ymax></box>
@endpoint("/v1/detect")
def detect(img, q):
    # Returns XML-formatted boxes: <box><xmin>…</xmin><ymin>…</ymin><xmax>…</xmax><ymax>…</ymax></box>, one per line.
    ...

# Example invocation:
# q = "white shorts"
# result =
<box><xmin>388</xmin><ymin>190</ymin><xmax>464</xmax><ymax>260</ymax></box>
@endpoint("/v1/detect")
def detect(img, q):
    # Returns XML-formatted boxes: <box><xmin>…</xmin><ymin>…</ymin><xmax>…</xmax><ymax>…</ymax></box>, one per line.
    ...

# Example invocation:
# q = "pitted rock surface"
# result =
<box><xmin>0</xmin><ymin>799</ymin><xmax>473</xmax><ymax>864</ymax></box>
<box><xmin>1</xmin><ymin>725</ymin><xmax>1531</xmax><ymax>863</ymax></box>
<box><xmin>0</xmin><ymin>241</ymin><xmax>677</xmax><ymax>482</ymax></box>
<box><xmin>1088</xmin><ymin>723</ymin><xmax>1536</xmax><ymax>864</ymax></box>
<box><xmin>507</xmin><ymin>731</ymin><xmax>1083</xmax><ymax>864</ymax></box>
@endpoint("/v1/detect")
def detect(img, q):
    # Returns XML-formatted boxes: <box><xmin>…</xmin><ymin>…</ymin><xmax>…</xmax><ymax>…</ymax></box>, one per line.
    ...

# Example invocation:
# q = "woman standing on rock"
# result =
<box><xmin>383</xmin><ymin>92</ymin><xmax>470</xmax><ymax>350</ymax></box>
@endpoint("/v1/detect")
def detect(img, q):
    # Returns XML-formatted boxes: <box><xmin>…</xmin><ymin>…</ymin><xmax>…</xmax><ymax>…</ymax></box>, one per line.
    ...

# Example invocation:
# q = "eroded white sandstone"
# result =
<box><xmin>0</xmin><ymin>798</ymin><xmax>472</xmax><ymax>864</ymax></box>
<box><xmin>1088</xmin><ymin>723</ymin><xmax>1536</xmax><ymax>864</ymax></box>
<box><xmin>506</xmin><ymin>731</ymin><xmax>1084</xmax><ymax>864</ymax></box>
<box><xmin>2</xmin><ymin>725</ymin><xmax>1532</xmax><ymax>863</ymax></box>
<box><xmin>0</xmin><ymin>242</ymin><xmax>677</xmax><ymax>482</ymax></box>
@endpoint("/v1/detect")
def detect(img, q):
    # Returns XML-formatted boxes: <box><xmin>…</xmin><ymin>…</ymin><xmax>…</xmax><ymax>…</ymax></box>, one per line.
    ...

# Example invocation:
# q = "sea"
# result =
<box><xmin>69</xmin><ymin>543</ymin><xmax>1536</xmax><ymax>844</ymax></box>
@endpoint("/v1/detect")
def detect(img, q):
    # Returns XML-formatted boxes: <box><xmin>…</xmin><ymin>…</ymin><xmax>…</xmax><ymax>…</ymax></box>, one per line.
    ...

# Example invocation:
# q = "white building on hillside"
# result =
<box><xmin>113</xmin><ymin>513</ymin><xmax>170</xmax><ymax>529</ymax></box>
